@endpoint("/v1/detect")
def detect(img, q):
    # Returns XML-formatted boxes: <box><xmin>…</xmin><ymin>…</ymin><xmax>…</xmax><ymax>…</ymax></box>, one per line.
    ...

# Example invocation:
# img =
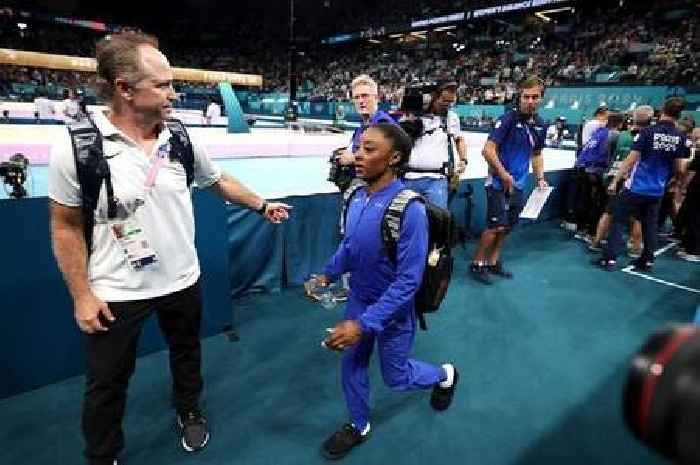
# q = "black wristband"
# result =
<box><xmin>256</xmin><ymin>200</ymin><xmax>268</xmax><ymax>215</ymax></box>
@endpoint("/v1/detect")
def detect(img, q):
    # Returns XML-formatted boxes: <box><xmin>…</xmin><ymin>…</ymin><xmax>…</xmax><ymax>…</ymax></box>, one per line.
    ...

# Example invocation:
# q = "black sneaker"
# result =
<box><xmin>322</xmin><ymin>423</ymin><xmax>369</xmax><ymax>460</ymax></box>
<box><xmin>430</xmin><ymin>365</ymin><xmax>459</xmax><ymax>411</ymax></box>
<box><xmin>587</xmin><ymin>244</ymin><xmax>603</xmax><ymax>253</ymax></box>
<box><xmin>592</xmin><ymin>258</ymin><xmax>617</xmax><ymax>271</ymax></box>
<box><xmin>177</xmin><ymin>409</ymin><xmax>210</xmax><ymax>452</ymax></box>
<box><xmin>631</xmin><ymin>259</ymin><xmax>653</xmax><ymax>272</ymax></box>
<box><xmin>488</xmin><ymin>261</ymin><xmax>513</xmax><ymax>279</ymax></box>
<box><xmin>470</xmin><ymin>263</ymin><xmax>492</xmax><ymax>285</ymax></box>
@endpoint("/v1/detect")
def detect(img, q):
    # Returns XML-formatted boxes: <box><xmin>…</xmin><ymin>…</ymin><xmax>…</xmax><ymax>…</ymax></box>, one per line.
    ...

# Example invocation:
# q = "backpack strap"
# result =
<box><xmin>382</xmin><ymin>189</ymin><xmax>423</xmax><ymax>264</ymax></box>
<box><xmin>441</xmin><ymin>115</ymin><xmax>456</xmax><ymax>178</ymax></box>
<box><xmin>68</xmin><ymin>116</ymin><xmax>116</xmax><ymax>256</ymax></box>
<box><xmin>165</xmin><ymin>118</ymin><xmax>195</xmax><ymax>187</ymax></box>
<box><xmin>339</xmin><ymin>181</ymin><xmax>365</xmax><ymax>236</ymax></box>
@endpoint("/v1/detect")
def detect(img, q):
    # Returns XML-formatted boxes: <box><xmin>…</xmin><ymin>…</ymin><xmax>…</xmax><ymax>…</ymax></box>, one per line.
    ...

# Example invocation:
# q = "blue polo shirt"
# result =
<box><xmin>576</xmin><ymin>126</ymin><xmax>610</xmax><ymax>171</ymax></box>
<box><xmin>625</xmin><ymin>120</ymin><xmax>690</xmax><ymax>197</ymax></box>
<box><xmin>350</xmin><ymin>110</ymin><xmax>396</xmax><ymax>153</ymax></box>
<box><xmin>486</xmin><ymin>109</ymin><xmax>546</xmax><ymax>191</ymax></box>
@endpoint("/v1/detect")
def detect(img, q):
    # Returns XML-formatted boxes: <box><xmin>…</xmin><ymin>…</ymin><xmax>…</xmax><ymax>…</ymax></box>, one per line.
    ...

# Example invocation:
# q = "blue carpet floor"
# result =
<box><xmin>2</xmin><ymin>222</ymin><xmax>697</xmax><ymax>465</ymax></box>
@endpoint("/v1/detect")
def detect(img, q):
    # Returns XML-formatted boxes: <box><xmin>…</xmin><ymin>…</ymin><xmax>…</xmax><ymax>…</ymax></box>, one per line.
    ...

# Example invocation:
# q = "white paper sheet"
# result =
<box><xmin>519</xmin><ymin>187</ymin><xmax>554</xmax><ymax>219</ymax></box>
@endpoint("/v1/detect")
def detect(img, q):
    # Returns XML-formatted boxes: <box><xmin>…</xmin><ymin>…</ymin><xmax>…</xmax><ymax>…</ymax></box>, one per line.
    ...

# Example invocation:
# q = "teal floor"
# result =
<box><xmin>2</xmin><ymin>222</ymin><xmax>698</xmax><ymax>465</ymax></box>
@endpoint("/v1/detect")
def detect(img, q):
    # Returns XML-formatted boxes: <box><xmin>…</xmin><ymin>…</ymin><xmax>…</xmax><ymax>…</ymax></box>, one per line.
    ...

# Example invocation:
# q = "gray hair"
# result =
<box><xmin>351</xmin><ymin>74</ymin><xmax>378</xmax><ymax>95</ymax></box>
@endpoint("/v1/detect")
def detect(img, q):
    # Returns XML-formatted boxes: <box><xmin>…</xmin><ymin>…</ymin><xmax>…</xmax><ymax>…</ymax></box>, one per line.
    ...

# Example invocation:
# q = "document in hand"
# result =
<box><xmin>519</xmin><ymin>187</ymin><xmax>554</xmax><ymax>219</ymax></box>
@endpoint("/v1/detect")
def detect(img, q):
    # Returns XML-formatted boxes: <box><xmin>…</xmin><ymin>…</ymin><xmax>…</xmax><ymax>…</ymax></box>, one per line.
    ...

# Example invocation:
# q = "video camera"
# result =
<box><xmin>400</xmin><ymin>81</ymin><xmax>439</xmax><ymax>116</ymax></box>
<box><xmin>0</xmin><ymin>153</ymin><xmax>29</xmax><ymax>199</ymax></box>
<box><xmin>399</xmin><ymin>82</ymin><xmax>439</xmax><ymax>142</ymax></box>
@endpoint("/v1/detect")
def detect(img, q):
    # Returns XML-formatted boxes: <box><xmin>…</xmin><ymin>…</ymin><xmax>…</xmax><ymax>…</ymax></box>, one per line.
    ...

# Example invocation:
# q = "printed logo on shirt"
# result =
<box><xmin>495</xmin><ymin>120</ymin><xmax>502</xmax><ymax>129</ymax></box>
<box><xmin>652</xmin><ymin>133</ymin><xmax>681</xmax><ymax>152</ymax></box>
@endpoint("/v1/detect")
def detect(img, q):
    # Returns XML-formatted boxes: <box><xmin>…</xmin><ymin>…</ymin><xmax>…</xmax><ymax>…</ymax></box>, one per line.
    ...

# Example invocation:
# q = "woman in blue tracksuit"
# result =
<box><xmin>315</xmin><ymin>123</ymin><xmax>458</xmax><ymax>460</ymax></box>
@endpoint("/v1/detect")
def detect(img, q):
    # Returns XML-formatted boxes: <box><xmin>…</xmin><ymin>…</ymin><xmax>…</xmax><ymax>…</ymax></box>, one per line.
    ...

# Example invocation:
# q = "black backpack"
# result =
<box><xmin>67</xmin><ymin>116</ymin><xmax>195</xmax><ymax>255</ymax></box>
<box><xmin>342</xmin><ymin>185</ymin><xmax>454</xmax><ymax>330</ymax></box>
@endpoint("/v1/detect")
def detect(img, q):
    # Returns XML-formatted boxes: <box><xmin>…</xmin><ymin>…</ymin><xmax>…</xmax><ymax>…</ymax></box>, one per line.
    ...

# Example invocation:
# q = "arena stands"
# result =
<box><xmin>2</xmin><ymin>0</ymin><xmax>699</xmax><ymax>107</ymax></box>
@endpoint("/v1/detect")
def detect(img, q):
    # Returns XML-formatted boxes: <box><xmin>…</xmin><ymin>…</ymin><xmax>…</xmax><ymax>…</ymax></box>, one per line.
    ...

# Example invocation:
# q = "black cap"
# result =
<box><xmin>594</xmin><ymin>104</ymin><xmax>609</xmax><ymax>116</ymax></box>
<box><xmin>437</xmin><ymin>80</ymin><xmax>458</xmax><ymax>92</ymax></box>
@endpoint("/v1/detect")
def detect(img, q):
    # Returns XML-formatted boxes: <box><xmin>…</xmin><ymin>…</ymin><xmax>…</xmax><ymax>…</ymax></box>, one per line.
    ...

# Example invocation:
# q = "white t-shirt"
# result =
<box><xmin>48</xmin><ymin>110</ymin><xmax>223</xmax><ymax>302</ymax></box>
<box><xmin>405</xmin><ymin>111</ymin><xmax>461</xmax><ymax>179</ymax></box>
<box><xmin>206</xmin><ymin>102</ymin><xmax>221</xmax><ymax>123</ymax></box>
<box><xmin>34</xmin><ymin>97</ymin><xmax>55</xmax><ymax>119</ymax></box>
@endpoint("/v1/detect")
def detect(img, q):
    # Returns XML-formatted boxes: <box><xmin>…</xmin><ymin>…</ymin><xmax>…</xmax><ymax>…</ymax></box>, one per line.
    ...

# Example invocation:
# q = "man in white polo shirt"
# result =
<box><xmin>205</xmin><ymin>97</ymin><xmax>221</xmax><ymax>125</ymax></box>
<box><xmin>403</xmin><ymin>81</ymin><xmax>467</xmax><ymax>208</ymax></box>
<box><xmin>49</xmin><ymin>32</ymin><xmax>290</xmax><ymax>465</ymax></box>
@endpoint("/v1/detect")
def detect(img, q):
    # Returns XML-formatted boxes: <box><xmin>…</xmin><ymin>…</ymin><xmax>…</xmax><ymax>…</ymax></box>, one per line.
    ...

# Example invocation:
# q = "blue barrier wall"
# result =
<box><xmin>225</xmin><ymin>172</ymin><xmax>570</xmax><ymax>300</ymax></box>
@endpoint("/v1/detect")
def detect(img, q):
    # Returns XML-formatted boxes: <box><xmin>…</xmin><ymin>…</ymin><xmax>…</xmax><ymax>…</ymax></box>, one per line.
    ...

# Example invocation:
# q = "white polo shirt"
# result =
<box><xmin>49</xmin><ymin>110</ymin><xmax>222</xmax><ymax>302</ymax></box>
<box><xmin>405</xmin><ymin>110</ymin><xmax>461</xmax><ymax>179</ymax></box>
<box><xmin>206</xmin><ymin>102</ymin><xmax>221</xmax><ymax>123</ymax></box>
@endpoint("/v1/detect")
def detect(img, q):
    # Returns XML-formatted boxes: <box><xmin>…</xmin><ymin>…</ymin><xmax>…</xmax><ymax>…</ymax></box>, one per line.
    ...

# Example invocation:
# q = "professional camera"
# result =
<box><xmin>624</xmin><ymin>324</ymin><xmax>700</xmax><ymax>464</ymax></box>
<box><xmin>400</xmin><ymin>81</ymin><xmax>439</xmax><ymax>116</ymax></box>
<box><xmin>327</xmin><ymin>147</ymin><xmax>354</xmax><ymax>192</ymax></box>
<box><xmin>0</xmin><ymin>153</ymin><xmax>29</xmax><ymax>199</ymax></box>
<box><xmin>398</xmin><ymin>81</ymin><xmax>456</xmax><ymax>141</ymax></box>
<box><xmin>398</xmin><ymin>82</ymin><xmax>435</xmax><ymax>141</ymax></box>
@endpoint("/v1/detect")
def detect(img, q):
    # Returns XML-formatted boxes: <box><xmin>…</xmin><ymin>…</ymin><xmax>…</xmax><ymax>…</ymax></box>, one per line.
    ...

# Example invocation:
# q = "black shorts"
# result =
<box><xmin>486</xmin><ymin>186</ymin><xmax>525</xmax><ymax>229</ymax></box>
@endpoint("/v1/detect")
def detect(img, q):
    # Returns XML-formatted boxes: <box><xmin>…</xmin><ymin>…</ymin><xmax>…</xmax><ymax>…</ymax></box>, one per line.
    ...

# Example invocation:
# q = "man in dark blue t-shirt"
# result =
<box><xmin>470</xmin><ymin>76</ymin><xmax>548</xmax><ymax>284</ymax></box>
<box><xmin>596</xmin><ymin>97</ymin><xmax>691</xmax><ymax>271</ymax></box>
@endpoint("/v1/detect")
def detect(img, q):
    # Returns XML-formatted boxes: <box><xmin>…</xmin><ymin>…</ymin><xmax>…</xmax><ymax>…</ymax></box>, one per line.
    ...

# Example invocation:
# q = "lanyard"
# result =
<box><xmin>144</xmin><ymin>142</ymin><xmax>170</xmax><ymax>190</ymax></box>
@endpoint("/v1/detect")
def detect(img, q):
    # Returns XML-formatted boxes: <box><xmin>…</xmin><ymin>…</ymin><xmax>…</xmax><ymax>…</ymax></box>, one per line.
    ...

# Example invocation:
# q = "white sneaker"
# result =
<box><xmin>678</xmin><ymin>250</ymin><xmax>700</xmax><ymax>262</ymax></box>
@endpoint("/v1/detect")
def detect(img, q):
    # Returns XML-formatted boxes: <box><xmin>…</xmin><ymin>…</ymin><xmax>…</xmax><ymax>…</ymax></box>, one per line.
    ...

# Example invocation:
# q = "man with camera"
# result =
<box><xmin>48</xmin><ymin>32</ymin><xmax>290</xmax><ymax>465</ymax></box>
<box><xmin>470</xmin><ymin>76</ymin><xmax>548</xmax><ymax>284</ymax></box>
<box><xmin>401</xmin><ymin>81</ymin><xmax>467</xmax><ymax>209</ymax></box>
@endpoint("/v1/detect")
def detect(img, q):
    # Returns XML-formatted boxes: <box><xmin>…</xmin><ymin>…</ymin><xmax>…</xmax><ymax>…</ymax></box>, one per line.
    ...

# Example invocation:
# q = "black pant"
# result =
<box><xmin>574</xmin><ymin>171</ymin><xmax>606</xmax><ymax>235</ymax></box>
<box><xmin>83</xmin><ymin>281</ymin><xmax>203</xmax><ymax>465</ymax></box>
<box><xmin>564</xmin><ymin>167</ymin><xmax>584</xmax><ymax>223</ymax></box>
<box><xmin>604</xmin><ymin>190</ymin><xmax>661</xmax><ymax>263</ymax></box>
<box><xmin>678</xmin><ymin>188</ymin><xmax>700</xmax><ymax>255</ymax></box>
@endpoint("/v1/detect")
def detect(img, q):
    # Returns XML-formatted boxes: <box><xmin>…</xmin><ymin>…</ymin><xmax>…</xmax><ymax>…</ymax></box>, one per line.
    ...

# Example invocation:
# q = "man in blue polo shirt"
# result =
<box><xmin>338</xmin><ymin>74</ymin><xmax>395</xmax><ymax>174</ymax></box>
<box><xmin>470</xmin><ymin>76</ymin><xmax>548</xmax><ymax>284</ymax></box>
<box><xmin>596</xmin><ymin>97</ymin><xmax>690</xmax><ymax>271</ymax></box>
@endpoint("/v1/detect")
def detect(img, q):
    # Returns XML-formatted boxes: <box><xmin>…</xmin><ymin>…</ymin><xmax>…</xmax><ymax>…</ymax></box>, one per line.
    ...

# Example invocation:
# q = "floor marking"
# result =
<box><xmin>621</xmin><ymin>241</ymin><xmax>700</xmax><ymax>294</ymax></box>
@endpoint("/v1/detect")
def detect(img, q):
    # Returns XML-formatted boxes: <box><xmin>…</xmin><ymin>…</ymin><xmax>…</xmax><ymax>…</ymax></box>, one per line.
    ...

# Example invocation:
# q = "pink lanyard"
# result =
<box><xmin>144</xmin><ymin>142</ymin><xmax>170</xmax><ymax>189</ymax></box>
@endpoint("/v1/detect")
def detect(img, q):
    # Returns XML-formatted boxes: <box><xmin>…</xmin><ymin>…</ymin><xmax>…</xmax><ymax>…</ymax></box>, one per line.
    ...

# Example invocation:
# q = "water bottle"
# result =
<box><xmin>320</xmin><ymin>284</ymin><xmax>338</xmax><ymax>310</ymax></box>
